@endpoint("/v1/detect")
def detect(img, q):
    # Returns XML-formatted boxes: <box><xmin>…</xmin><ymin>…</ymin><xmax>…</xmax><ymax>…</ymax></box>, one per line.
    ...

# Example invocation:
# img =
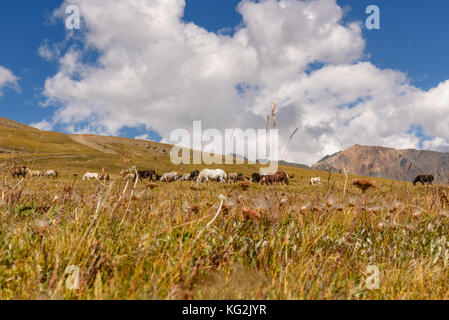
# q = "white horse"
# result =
<box><xmin>43</xmin><ymin>170</ymin><xmax>59</xmax><ymax>178</ymax></box>
<box><xmin>310</xmin><ymin>177</ymin><xmax>322</xmax><ymax>185</ymax></box>
<box><xmin>83</xmin><ymin>172</ymin><xmax>100</xmax><ymax>181</ymax></box>
<box><xmin>26</xmin><ymin>169</ymin><xmax>42</xmax><ymax>177</ymax></box>
<box><xmin>196</xmin><ymin>169</ymin><xmax>227</xmax><ymax>184</ymax></box>
<box><xmin>160</xmin><ymin>172</ymin><xmax>178</xmax><ymax>182</ymax></box>
<box><xmin>180</xmin><ymin>174</ymin><xmax>191</xmax><ymax>181</ymax></box>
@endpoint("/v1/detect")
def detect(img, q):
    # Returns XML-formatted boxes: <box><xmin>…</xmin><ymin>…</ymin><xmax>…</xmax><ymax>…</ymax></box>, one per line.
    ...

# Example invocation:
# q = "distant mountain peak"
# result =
<box><xmin>313</xmin><ymin>144</ymin><xmax>449</xmax><ymax>181</ymax></box>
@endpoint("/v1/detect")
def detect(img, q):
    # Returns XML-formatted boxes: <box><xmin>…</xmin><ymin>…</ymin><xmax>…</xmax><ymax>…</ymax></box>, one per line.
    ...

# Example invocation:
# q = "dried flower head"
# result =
<box><xmin>352</xmin><ymin>179</ymin><xmax>376</xmax><ymax>193</ymax></box>
<box><xmin>190</xmin><ymin>185</ymin><xmax>200</xmax><ymax>191</ymax></box>
<box><xmin>300</xmin><ymin>203</ymin><xmax>311</xmax><ymax>214</ymax></box>
<box><xmin>146</xmin><ymin>182</ymin><xmax>158</xmax><ymax>190</ymax></box>
<box><xmin>325</xmin><ymin>197</ymin><xmax>335</xmax><ymax>208</ymax></box>
<box><xmin>123</xmin><ymin>153</ymin><xmax>131</xmax><ymax>164</ymax></box>
<box><xmin>190</xmin><ymin>205</ymin><xmax>200</xmax><ymax>215</ymax></box>
<box><xmin>388</xmin><ymin>201</ymin><xmax>401</xmax><ymax>213</ymax></box>
<box><xmin>271</xmin><ymin>100</ymin><xmax>277</xmax><ymax>128</ymax></box>
<box><xmin>239</xmin><ymin>181</ymin><xmax>252</xmax><ymax>190</ymax></box>
<box><xmin>242</xmin><ymin>207</ymin><xmax>262</xmax><ymax>220</ymax></box>
<box><xmin>348</xmin><ymin>198</ymin><xmax>357</xmax><ymax>207</ymax></box>
<box><xmin>413</xmin><ymin>208</ymin><xmax>423</xmax><ymax>219</ymax></box>
<box><xmin>280</xmin><ymin>197</ymin><xmax>288</xmax><ymax>206</ymax></box>
<box><xmin>376</xmin><ymin>222</ymin><xmax>385</xmax><ymax>231</ymax></box>
<box><xmin>439</xmin><ymin>210</ymin><xmax>449</xmax><ymax>218</ymax></box>
<box><xmin>366</xmin><ymin>206</ymin><xmax>381</xmax><ymax>214</ymax></box>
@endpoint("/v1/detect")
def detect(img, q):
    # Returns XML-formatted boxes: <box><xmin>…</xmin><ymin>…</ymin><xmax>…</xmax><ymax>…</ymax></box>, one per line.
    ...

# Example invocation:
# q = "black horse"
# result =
<box><xmin>413</xmin><ymin>175</ymin><xmax>434</xmax><ymax>185</ymax></box>
<box><xmin>189</xmin><ymin>170</ymin><xmax>200</xmax><ymax>181</ymax></box>
<box><xmin>250</xmin><ymin>173</ymin><xmax>263</xmax><ymax>183</ymax></box>
<box><xmin>138</xmin><ymin>170</ymin><xmax>157</xmax><ymax>181</ymax></box>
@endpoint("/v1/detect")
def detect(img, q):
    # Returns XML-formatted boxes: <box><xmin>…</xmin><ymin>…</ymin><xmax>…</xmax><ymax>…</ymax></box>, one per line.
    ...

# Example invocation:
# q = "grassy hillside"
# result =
<box><xmin>2</xmin><ymin>117</ymin><xmax>449</xmax><ymax>300</ymax></box>
<box><xmin>0</xmin><ymin>117</ymin><xmax>314</xmax><ymax>178</ymax></box>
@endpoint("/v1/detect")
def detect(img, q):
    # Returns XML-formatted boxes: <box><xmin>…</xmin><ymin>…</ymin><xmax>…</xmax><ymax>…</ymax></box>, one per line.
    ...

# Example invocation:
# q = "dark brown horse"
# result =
<box><xmin>413</xmin><ymin>175</ymin><xmax>434</xmax><ymax>185</ymax></box>
<box><xmin>12</xmin><ymin>166</ymin><xmax>27</xmax><ymax>178</ymax></box>
<box><xmin>260</xmin><ymin>171</ymin><xmax>289</xmax><ymax>185</ymax></box>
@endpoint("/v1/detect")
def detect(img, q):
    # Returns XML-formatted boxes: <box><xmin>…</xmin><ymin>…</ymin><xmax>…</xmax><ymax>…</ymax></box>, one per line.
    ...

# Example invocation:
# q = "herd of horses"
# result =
<box><xmin>9</xmin><ymin>165</ymin><xmax>436</xmax><ymax>187</ymax></box>
<box><xmin>115</xmin><ymin>167</ymin><xmax>295</xmax><ymax>185</ymax></box>
<box><xmin>11</xmin><ymin>166</ymin><xmax>59</xmax><ymax>179</ymax></box>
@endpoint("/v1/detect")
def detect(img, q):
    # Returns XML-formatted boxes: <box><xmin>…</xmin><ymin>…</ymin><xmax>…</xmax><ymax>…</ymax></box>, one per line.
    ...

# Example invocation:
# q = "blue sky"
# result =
<box><xmin>183</xmin><ymin>0</ymin><xmax>449</xmax><ymax>90</ymax></box>
<box><xmin>0</xmin><ymin>0</ymin><xmax>448</xmax><ymax>151</ymax></box>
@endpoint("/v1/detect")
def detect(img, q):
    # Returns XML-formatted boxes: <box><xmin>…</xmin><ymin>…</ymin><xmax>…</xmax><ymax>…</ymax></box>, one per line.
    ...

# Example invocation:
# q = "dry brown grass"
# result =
<box><xmin>0</xmin><ymin>164</ymin><xmax>449</xmax><ymax>300</ymax></box>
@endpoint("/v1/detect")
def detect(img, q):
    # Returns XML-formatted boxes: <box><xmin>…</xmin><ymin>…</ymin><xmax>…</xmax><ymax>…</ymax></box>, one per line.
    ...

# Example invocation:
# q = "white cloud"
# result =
<box><xmin>40</xmin><ymin>0</ymin><xmax>449</xmax><ymax>165</ymax></box>
<box><xmin>30</xmin><ymin>120</ymin><xmax>54</xmax><ymax>131</ymax></box>
<box><xmin>0</xmin><ymin>65</ymin><xmax>19</xmax><ymax>97</ymax></box>
<box><xmin>135</xmin><ymin>134</ymin><xmax>151</xmax><ymax>141</ymax></box>
<box><xmin>38</xmin><ymin>40</ymin><xmax>62</xmax><ymax>61</ymax></box>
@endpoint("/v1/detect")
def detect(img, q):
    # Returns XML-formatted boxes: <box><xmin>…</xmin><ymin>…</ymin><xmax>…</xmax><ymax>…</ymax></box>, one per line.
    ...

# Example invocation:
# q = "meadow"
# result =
<box><xmin>1</xmin><ymin>160</ymin><xmax>449</xmax><ymax>300</ymax></box>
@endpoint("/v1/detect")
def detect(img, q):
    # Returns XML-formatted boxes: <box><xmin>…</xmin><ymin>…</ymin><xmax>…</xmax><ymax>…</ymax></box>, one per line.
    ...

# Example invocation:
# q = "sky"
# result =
<box><xmin>0</xmin><ymin>0</ymin><xmax>448</xmax><ymax>165</ymax></box>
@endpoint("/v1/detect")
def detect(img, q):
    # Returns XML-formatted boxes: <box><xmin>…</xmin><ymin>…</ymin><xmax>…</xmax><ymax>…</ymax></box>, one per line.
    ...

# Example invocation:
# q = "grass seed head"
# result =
<box><xmin>413</xmin><ymin>208</ymin><xmax>423</xmax><ymax>219</ymax></box>
<box><xmin>280</xmin><ymin>197</ymin><xmax>288</xmax><ymax>206</ymax></box>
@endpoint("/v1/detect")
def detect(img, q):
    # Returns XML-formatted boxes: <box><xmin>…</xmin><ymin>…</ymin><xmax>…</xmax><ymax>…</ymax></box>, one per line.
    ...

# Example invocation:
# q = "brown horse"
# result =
<box><xmin>260</xmin><ymin>171</ymin><xmax>289</xmax><ymax>185</ymax></box>
<box><xmin>12</xmin><ymin>166</ymin><xmax>27</xmax><ymax>178</ymax></box>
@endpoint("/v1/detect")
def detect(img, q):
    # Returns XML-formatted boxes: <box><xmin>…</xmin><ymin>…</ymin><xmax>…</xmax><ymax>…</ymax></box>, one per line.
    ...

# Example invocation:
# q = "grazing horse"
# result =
<box><xmin>178</xmin><ymin>174</ymin><xmax>191</xmax><ymax>181</ymax></box>
<box><xmin>174</xmin><ymin>174</ymin><xmax>183</xmax><ymax>181</ymax></box>
<box><xmin>26</xmin><ymin>169</ymin><xmax>42</xmax><ymax>177</ymax></box>
<box><xmin>160</xmin><ymin>172</ymin><xmax>178</xmax><ymax>182</ymax></box>
<box><xmin>310</xmin><ymin>177</ymin><xmax>322</xmax><ymax>185</ymax></box>
<box><xmin>189</xmin><ymin>170</ymin><xmax>200</xmax><ymax>181</ymax></box>
<box><xmin>99</xmin><ymin>174</ymin><xmax>110</xmax><ymax>182</ymax></box>
<box><xmin>413</xmin><ymin>175</ymin><xmax>434</xmax><ymax>186</ymax></box>
<box><xmin>12</xmin><ymin>166</ymin><xmax>27</xmax><ymax>178</ymax></box>
<box><xmin>196</xmin><ymin>169</ymin><xmax>227</xmax><ymax>184</ymax></box>
<box><xmin>83</xmin><ymin>172</ymin><xmax>100</xmax><ymax>181</ymax></box>
<box><xmin>43</xmin><ymin>170</ymin><xmax>59</xmax><ymax>178</ymax></box>
<box><xmin>260</xmin><ymin>171</ymin><xmax>289</xmax><ymax>185</ymax></box>
<box><xmin>228</xmin><ymin>172</ymin><xmax>245</xmax><ymax>183</ymax></box>
<box><xmin>138</xmin><ymin>170</ymin><xmax>157</xmax><ymax>181</ymax></box>
<box><xmin>250</xmin><ymin>173</ymin><xmax>263</xmax><ymax>183</ymax></box>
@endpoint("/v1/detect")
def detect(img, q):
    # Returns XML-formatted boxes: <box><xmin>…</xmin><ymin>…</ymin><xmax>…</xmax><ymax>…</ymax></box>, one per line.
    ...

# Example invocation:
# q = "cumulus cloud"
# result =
<box><xmin>31</xmin><ymin>120</ymin><xmax>54</xmax><ymax>131</ymax></box>
<box><xmin>135</xmin><ymin>134</ymin><xmax>151</xmax><ymax>141</ymax></box>
<box><xmin>40</xmin><ymin>0</ymin><xmax>449</xmax><ymax>165</ymax></box>
<box><xmin>0</xmin><ymin>65</ymin><xmax>19</xmax><ymax>97</ymax></box>
<box><xmin>38</xmin><ymin>40</ymin><xmax>62</xmax><ymax>61</ymax></box>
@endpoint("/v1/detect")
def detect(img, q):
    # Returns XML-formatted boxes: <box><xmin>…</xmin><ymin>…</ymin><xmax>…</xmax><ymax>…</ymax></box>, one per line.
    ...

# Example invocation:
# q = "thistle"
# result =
<box><xmin>352</xmin><ymin>179</ymin><xmax>376</xmax><ymax>193</ymax></box>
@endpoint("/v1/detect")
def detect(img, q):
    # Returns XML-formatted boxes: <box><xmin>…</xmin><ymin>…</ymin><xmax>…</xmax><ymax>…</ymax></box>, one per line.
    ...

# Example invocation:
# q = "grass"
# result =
<box><xmin>1</xmin><ymin>117</ymin><xmax>449</xmax><ymax>300</ymax></box>
<box><xmin>1</xmin><ymin>163</ymin><xmax>449</xmax><ymax>300</ymax></box>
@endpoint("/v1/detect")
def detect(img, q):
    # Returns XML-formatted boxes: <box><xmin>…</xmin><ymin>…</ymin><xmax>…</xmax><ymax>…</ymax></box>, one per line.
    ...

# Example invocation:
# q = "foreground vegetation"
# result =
<box><xmin>1</xmin><ymin>161</ymin><xmax>449</xmax><ymax>300</ymax></box>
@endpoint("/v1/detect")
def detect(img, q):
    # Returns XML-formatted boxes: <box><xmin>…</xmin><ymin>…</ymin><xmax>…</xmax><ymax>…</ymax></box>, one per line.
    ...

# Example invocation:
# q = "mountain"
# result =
<box><xmin>312</xmin><ymin>144</ymin><xmax>449</xmax><ymax>181</ymax></box>
<box><xmin>277</xmin><ymin>160</ymin><xmax>310</xmax><ymax>170</ymax></box>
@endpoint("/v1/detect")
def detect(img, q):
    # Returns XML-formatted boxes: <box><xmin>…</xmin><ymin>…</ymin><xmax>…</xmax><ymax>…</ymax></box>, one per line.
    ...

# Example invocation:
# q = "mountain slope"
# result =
<box><xmin>0</xmin><ymin>117</ymin><xmax>307</xmax><ymax>177</ymax></box>
<box><xmin>313</xmin><ymin>144</ymin><xmax>449</xmax><ymax>181</ymax></box>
